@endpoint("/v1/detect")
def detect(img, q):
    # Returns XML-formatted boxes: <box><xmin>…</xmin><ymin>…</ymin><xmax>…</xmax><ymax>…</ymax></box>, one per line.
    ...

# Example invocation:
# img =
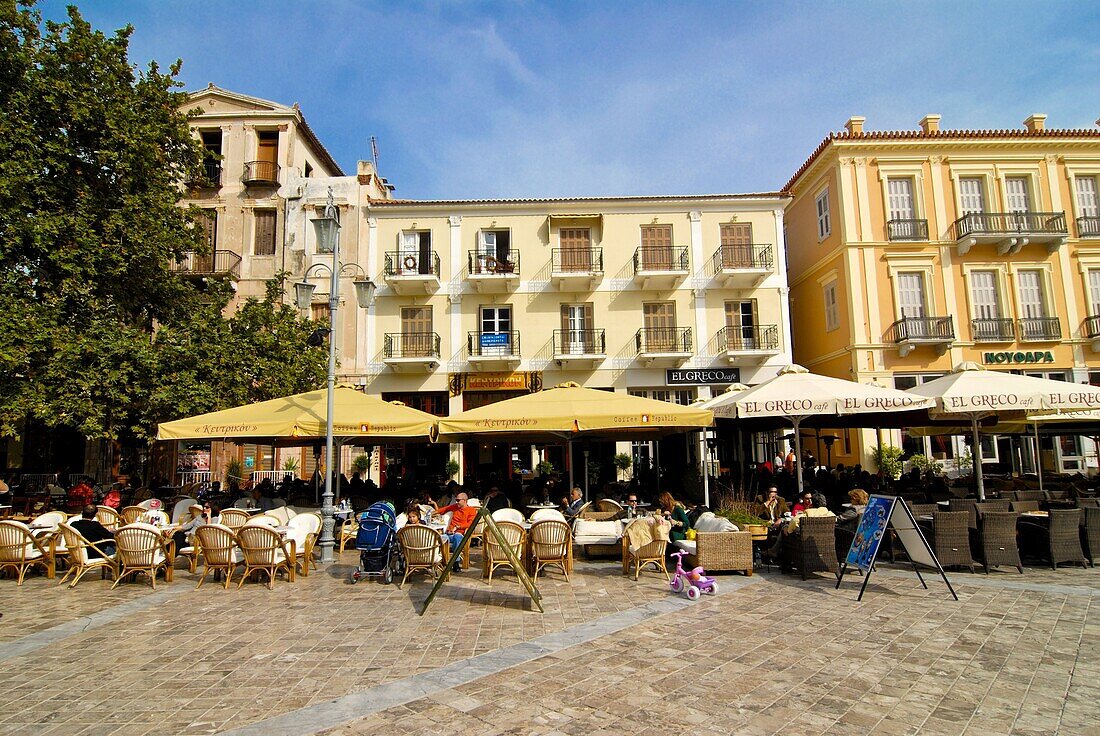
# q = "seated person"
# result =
<box><xmin>791</xmin><ymin>490</ymin><xmax>815</xmax><ymax>516</ymax></box>
<box><xmin>405</xmin><ymin>508</ymin><xmax>423</xmax><ymax>526</ymax></box>
<box><xmin>173</xmin><ymin>503</ymin><xmax>219</xmax><ymax>552</ymax></box>
<box><xmin>836</xmin><ymin>489</ymin><xmax>869</xmax><ymax>532</ymax></box>
<box><xmin>70</xmin><ymin>504</ymin><xmax>116</xmax><ymax>558</ymax></box>
<box><xmin>436</xmin><ymin>492</ymin><xmax>477</xmax><ymax>554</ymax></box>
<box><xmin>563</xmin><ymin>487</ymin><xmax>585</xmax><ymax>517</ymax></box>
<box><xmin>784</xmin><ymin>492</ymin><xmax>835</xmax><ymax>534</ymax></box>
<box><xmin>755</xmin><ymin>486</ymin><xmax>790</xmax><ymax>526</ymax></box>
<box><xmin>657</xmin><ymin>491</ymin><xmax>691</xmax><ymax>543</ymax></box>
<box><xmin>483</xmin><ymin>486</ymin><xmax>510</xmax><ymax>514</ymax></box>
<box><xmin>614</xmin><ymin>493</ymin><xmax>642</xmax><ymax>520</ymax></box>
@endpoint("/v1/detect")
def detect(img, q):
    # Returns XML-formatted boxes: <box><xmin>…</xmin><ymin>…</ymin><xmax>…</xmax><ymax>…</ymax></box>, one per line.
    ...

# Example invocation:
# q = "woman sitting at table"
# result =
<box><xmin>172</xmin><ymin>503</ymin><xmax>219</xmax><ymax>552</ymax></box>
<box><xmin>791</xmin><ymin>490</ymin><xmax>815</xmax><ymax>516</ymax></box>
<box><xmin>836</xmin><ymin>489</ymin><xmax>869</xmax><ymax>532</ymax></box>
<box><xmin>657</xmin><ymin>491</ymin><xmax>692</xmax><ymax>543</ymax></box>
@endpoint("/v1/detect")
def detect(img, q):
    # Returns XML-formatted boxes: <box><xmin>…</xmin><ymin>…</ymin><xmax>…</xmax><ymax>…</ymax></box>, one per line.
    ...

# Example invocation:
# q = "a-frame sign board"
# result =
<box><xmin>835</xmin><ymin>495</ymin><xmax>958</xmax><ymax>602</ymax></box>
<box><xmin>419</xmin><ymin>507</ymin><xmax>543</xmax><ymax>615</ymax></box>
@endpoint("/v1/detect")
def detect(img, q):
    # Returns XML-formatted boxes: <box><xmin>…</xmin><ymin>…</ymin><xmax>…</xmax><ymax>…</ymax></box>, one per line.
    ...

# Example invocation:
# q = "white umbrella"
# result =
<box><xmin>700</xmin><ymin>365</ymin><xmax>934</xmax><ymax>493</ymax></box>
<box><xmin>906</xmin><ymin>362</ymin><xmax>1100</xmax><ymax>500</ymax></box>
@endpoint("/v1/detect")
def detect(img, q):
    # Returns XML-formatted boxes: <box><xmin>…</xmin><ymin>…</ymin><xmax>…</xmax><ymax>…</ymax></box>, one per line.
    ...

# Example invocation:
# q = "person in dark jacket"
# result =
<box><xmin>70</xmin><ymin>504</ymin><xmax>115</xmax><ymax>558</ymax></box>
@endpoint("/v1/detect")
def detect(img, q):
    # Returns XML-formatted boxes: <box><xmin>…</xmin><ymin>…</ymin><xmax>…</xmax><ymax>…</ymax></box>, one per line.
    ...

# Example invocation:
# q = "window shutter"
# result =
<box><xmin>254</xmin><ymin>210</ymin><xmax>276</xmax><ymax>256</ymax></box>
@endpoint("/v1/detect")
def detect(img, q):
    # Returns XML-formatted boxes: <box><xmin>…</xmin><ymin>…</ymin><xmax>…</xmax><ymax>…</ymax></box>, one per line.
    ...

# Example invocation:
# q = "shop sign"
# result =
<box><xmin>982</xmin><ymin>351</ymin><xmax>1055</xmax><ymax>365</ymax></box>
<box><xmin>450</xmin><ymin>371</ymin><xmax>543</xmax><ymax>395</ymax></box>
<box><xmin>479</xmin><ymin>332</ymin><xmax>511</xmax><ymax>348</ymax></box>
<box><xmin>666</xmin><ymin>368</ymin><xmax>740</xmax><ymax>386</ymax></box>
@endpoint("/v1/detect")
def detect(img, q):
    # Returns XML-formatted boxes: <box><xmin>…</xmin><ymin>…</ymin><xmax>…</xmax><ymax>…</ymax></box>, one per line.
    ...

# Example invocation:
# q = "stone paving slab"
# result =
<box><xmin>0</xmin><ymin>554</ymin><xmax>1097</xmax><ymax>735</ymax></box>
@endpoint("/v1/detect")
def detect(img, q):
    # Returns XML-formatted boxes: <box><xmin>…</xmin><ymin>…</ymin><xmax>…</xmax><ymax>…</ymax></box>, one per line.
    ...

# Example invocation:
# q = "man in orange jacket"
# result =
<box><xmin>436</xmin><ymin>492</ymin><xmax>477</xmax><ymax>554</ymax></box>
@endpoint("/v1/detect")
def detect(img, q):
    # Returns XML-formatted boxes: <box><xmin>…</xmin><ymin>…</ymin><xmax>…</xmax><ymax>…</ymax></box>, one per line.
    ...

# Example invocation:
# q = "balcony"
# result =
<box><xmin>467</xmin><ymin>331</ymin><xmax>521</xmax><ymax>368</ymax></box>
<box><xmin>887</xmin><ymin>219</ymin><xmax>929</xmax><ymax>242</ymax></box>
<box><xmin>719</xmin><ymin>324</ymin><xmax>781</xmax><ymax>363</ymax></box>
<box><xmin>1078</xmin><ymin>216</ymin><xmax>1100</xmax><ymax>238</ymax></box>
<box><xmin>552</xmin><ymin>328</ymin><xmax>606</xmax><ymax>368</ymax></box>
<box><xmin>633</xmin><ymin>246</ymin><xmax>689</xmax><ymax>289</ymax></box>
<box><xmin>550</xmin><ymin>247</ymin><xmax>603</xmax><ymax>290</ymax></box>
<box><xmin>952</xmin><ymin>211</ymin><xmax>1067</xmax><ymax>256</ymax></box>
<box><xmin>467</xmin><ymin>250</ymin><xmax>520</xmax><ymax>293</ymax></box>
<box><xmin>170</xmin><ymin>250</ymin><xmax>241</xmax><ymax>280</ymax></box>
<box><xmin>971</xmin><ymin>318</ymin><xmax>1015</xmax><ymax>343</ymax></box>
<box><xmin>383</xmin><ymin>332</ymin><xmax>440</xmax><ymax>373</ymax></box>
<box><xmin>886</xmin><ymin>316</ymin><xmax>954</xmax><ymax>357</ymax></box>
<box><xmin>384</xmin><ymin>251</ymin><xmax>441</xmax><ymax>294</ymax></box>
<box><xmin>635</xmin><ymin>327</ymin><xmax>692</xmax><ymax>367</ymax></box>
<box><xmin>1018</xmin><ymin>317</ymin><xmax>1060</xmax><ymax>342</ymax></box>
<box><xmin>710</xmin><ymin>244</ymin><xmax>773</xmax><ymax>288</ymax></box>
<box><xmin>187</xmin><ymin>160</ymin><xmax>222</xmax><ymax>188</ymax></box>
<box><xmin>1084</xmin><ymin>315</ymin><xmax>1100</xmax><ymax>352</ymax></box>
<box><xmin>242</xmin><ymin>160</ymin><xmax>280</xmax><ymax>186</ymax></box>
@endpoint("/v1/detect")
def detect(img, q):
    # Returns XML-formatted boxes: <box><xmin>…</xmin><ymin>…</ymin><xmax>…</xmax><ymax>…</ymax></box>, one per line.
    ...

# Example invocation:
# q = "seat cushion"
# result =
<box><xmin>178</xmin><ymin>546</ymin><xmax>195</xmax><ymax>555</ymax></box>
<box><xmin>573</xmin><ymin>520</ymin><xmax>621</xmax><ymax>546</ymax></box>
<box><xmin>673</xmin><ymin>539</ymin><xmax>696</xmax><ymax>555</ymax></box>
<box><xmin>695</xmin><ymin>515</ymin><xmax>737</xmax><ymax>533</ymax></box>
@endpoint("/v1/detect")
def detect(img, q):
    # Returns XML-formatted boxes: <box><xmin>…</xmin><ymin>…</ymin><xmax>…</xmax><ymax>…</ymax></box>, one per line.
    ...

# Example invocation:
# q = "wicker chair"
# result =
<box><xmin>783</xmin><ymin>516</ymin><xmax>839</xmax><ymax>580</ymax></box>
<box><xmin>120</xmin><ymin>506</ymin><xmax>145</xmax><ymax>525</ymax></box>
<box><xmin>286</xmin><ymin>512</ymin><xmax>321</xmax><ymax>576</ymax></box>
<box><xmin>975</xmin><ymin>501</ymin><xmax>1011</xmax><ymax>518</ymax></box>
<box><xmin>483</xmin><ymin>520</ymin><xmax>525</xmax><ymax>583</ymax></box>
<box><xmin>1019</xmin><ymin>509</ymin><xmax>1088</xmax><ymax>570</ymax></box>
<box><xmin>1084</xmin><ymin>507</ymin><xmax>1100</xmax><ymax>567</ymax></box>
<box><xmin>1077</xmin><ymin>498</ymin><xmax>1100</xmax><ymax>508</ymax></box>
<box><xmin>193</xmin><ymin>524</ymin><xmax>243</xmax><ymax>589</ymax></box>
<box><xmin>594</xmin><ymin>498</ymin><xmax>623</xmax><ymax>512</ymax></box>
<box><xmin>236</xmin><ymin>525</ymin><xmax>296</xmax><ymax>589</ymax></box>
<box><xmin>678</xmin><ymin>513</ymin><xmax>753</xmax><ymax>575</ymax></box>
<box><xmin>491</xmin><ymin>508</ymin><xmax>526</xmax><ymax>525</ymax></box>
<box><xmin>909</xmin><ymin>504</ymin><xmax>939</xmax><ymax>517</ymax></box>
<box><xmin>1016</xmin><ymin>490</ymin><xmax>1045</xmax><ymax>503</ymax></box>
<box><xmin>931</xmin><ymin>512</ymin><xmax>977</xmax><ymax>572</ymax></box>
<box><xmin>95</xmin><ymin>506</ymin><xmax>122</xmax><ymax>531</ymax></box>
<box><xmin>0</xmin><ymin>520</ymin><xmax>56</xmax><ymax>585</ymax></box>
<box><xmin>141</xmin><ymin>509</ymin><xmax>170</xmax><ymax>527</ymax></box>
<box><xmin>1010</xmin><ymin>500</ymin><xmax>1040</xmax><ymax>513</ymax></box>
<box><xmin>244</xmin><ymin>514</ymin><xmax>280</xmax><ymax>528</ymax></box>
<box><xmin>338</xmin><ymin>513</ymin><xmax>359</xmax><ymax>552</ymax></box>
<box><xmin>621</xmin><ymin>518</ymin><xmax>669</xmax><ymax>581</ymax></box>
<box><xmin>979</xmin><ymin>512</ymin><xmax>1023</xmax><ymax>574</ymax></box>
<box><xmin>397</xmin><ymin>524</ymin><xmax>449</xmax><ymax>588</ymax></box>
<box><xmin>112</xmin><ymin>523</ymin><xmax>174</xmax><ymax>589</ymax></box>
<box><xmin>529</xmin><ymin>519</ymin><xmax>571</xmax><ymax>581</ymax></box>
<box><xmin>948</xmin><ymin>499</ymin><xmax>979</xmax><ymax>529</ymax></box>
<box><xmin>219</xmin><ymin>508</ymin><xmax>250</xmax><ymax>530</ymax></box>
<box><xmin>530</xmin><ymin>508</ymin><xmax>567</xmax><ymax>523</ymax></box>
<box><xmin>56</xmin><ymin>522</ymin><xmax>118</xmax><ymax>588</ymax></box>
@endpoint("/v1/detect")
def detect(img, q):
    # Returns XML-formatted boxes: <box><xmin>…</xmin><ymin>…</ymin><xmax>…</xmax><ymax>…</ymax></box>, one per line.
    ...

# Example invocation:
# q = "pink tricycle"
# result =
<box><xmin>669</xmin><ymin>550</ymin><xmax>718</xmax><ymax>600</ymax></box>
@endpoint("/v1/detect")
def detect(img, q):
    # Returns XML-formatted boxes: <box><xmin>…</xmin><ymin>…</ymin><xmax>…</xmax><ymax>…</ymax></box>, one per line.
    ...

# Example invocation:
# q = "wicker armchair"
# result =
<box><xmin>1019</xmin><ymin>509</ymin><xmax>1088</xmax><ymax>570</ymax></box>
<box><xmin>236</xmin><ymin>525</ymin><xmax>296</xmax><ymax>589</ymax></box>
<box><xmin>782</xmin><ymin>516</ymin><xmax>839</xmax><ymax>580</ymax></box>
<box><xmin>975</xmin><ymin>501</ymin><xmax>1011</xmax><ymax>517</ymax></box>
<box><xmin>120</xmin><ymin>506</ymin><xmax>145</xmax><ymax>525</ymax></box>
<box><xmin>676</xmin><ymin>513</ymin><xmax>752</xmax><ymax>575</ymax></box>
<box><xmin>594</xmin><ymin>498</ymin><xmax>623</xmax><ymax>512</ymax></box>
<box><xmin>193</xmin><ymin>524</ymin><xmax>242</xmax><ymax>589</ymax></box>
<box><xmin>1084</xmin><ymin>507</ymin><xmax>1100</xmax><ymax>567</ymax></box>
<box><xmin>909</xmin><ymin>504</ymin><xmax>939</xmax><ymax>517</ymax></box>
<box><xmin>286</xmin><ymin>512</ymin><xmax>321</xmax><ymax>576</ymax></box>
<box><xmin>529</xmin><ymin>519</ymin><xmax>571</xmax><ymax>581</ymax></box>
<box><xmin>95</xmin><ymin>506</ymin><xmax>122</xmax><ymax>531</ymax></box>
<box><xmin>491</xmin><ymin>508</ymin><xmax>526</xmax><ymax>525</ymax></box>
<box><xmin>948</xmin><ymin>499</ymin><xmax>979</xmax><ymax>529</ymax></box>
<box><xmin>219</xmin><ymin>508</ymin><xmax>250</xmax><ymax>530</ymax></box>
<box><xmin>0</xmin><ymin>520</ymin><xmax>56</xmax><ymax>585</ymax></box>
<box><xmin>56</xmin><ymin>522</ymin><xmax>118</xmax><ymax>588</ymax></box>
<box><xmin>338</xmin><ymin>514</ymin><xmax>359</xmax><ymax>552</ymax></box>
<box><xmin>1010</xmin><ymin>500</ymin><xmax>1040</xmax><ymax>513</ymax></box>
<box><xmin>483</xmin><ymin>521</ymin><xmax>525</xmax><ymax>583</ymax></box>
<box><xmin>931</xmin><ymin>511</ymin><xmax>976</xmax><ymax>572</ymax></box>
<box><xmin>621</xmin><ymin>518</ymin><xmax>669</xmax><ymax>581</ymax></box>
<box><xmin>979</xmin><ymin>512</ymin><xmax>1023</xmax><ymax>574</ymax></box>
<box><xmin>397</xmin><ymin>524</ymin><xmax>449</xmax><ymax>587</ymax></box>
<box><xmin>112</xmin><ymin>523</ymin><xmax>174</xmax><ymax>589</ymax></box>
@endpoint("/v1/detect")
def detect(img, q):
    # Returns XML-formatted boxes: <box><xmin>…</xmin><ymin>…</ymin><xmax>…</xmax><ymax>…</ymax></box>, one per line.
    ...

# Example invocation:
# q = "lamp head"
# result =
<box><xmin>353</xmin><ymin>278</ymin><xmax>376</xmax><ymax>309</ymax></box>
<box><xmin>294</xmin><ymin>281</ymin><xmax>317</xmax><ymax>310</ymax></box>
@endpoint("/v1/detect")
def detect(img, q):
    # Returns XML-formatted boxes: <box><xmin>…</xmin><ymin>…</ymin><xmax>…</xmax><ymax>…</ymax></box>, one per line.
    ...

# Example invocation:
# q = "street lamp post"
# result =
<box><xmin>295</xmin><ymin>187</ymin><xmax>375</xmax><ymax>563</ymax></box>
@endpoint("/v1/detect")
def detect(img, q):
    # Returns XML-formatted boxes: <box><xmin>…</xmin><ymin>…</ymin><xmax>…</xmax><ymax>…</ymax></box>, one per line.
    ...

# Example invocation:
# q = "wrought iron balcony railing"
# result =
<box><xmin>953</xmin><ymin>211</ymin><xmax>1067</xmax><ymax>240</ymax></box>
<box><xmin>468</xmin><ymin>250</ymin><xmax>520</xmax><ymax>275</ymax></box>
<box><xmin>1018</xmin><ymin>317</ymin><xmax>1060</xmax><ymax>342</ymax></box>
<box><xmin>170</xmin><ymin>250</ymin><xmax>241</xmax><ymax>279</ymax></box>
<box><xmin>1078</xmin><ymin>216</ymin><xmax>1100</xmax><ymax>238</ymax></box>
<box><xmin>551</xmin><ymin>247</ymin><xmax>603</xmax><ymax>273</ymax></box>
<box><xmin>242</xmin><ymin>160</ymin><xmax>280</xmax><ymax>185</ymax></box>
<box><xmin>467</xmin><ymin>331</ymin><xmax>520</xmax><ymax>358</ymax></box>
<box><xmin>383</xmin><ymin>332</ymin><xmax>441</xmax><ymax>359</ymax></box>
<box><xmin>1084</xmin><ymin>315</ymin><xmax>1100</xmax><ymax>340</ymax></box>
<box><xmin>710</xmin><ymin>244</ymin><xmax>773</xmax><ymax>272</ymax></box>
<box><xmin>635</xmin><ymin>327</ymin><xmax>692</xmax><ymax>354</ymax></box>
<box><xmin>553</xmin><ymin>328</ymin><xmax>606</xmax><ymax>355</ymax></box>
<box><xmin>720</xmin><ymin>324</ymin><xmax>780</xmax><ymax>351</ymax></box>
<box><xmin>887</xmin><ymin>219</ymin><xmax>929</xmax><ymax>241</ymax></box>
<box><xmin>188</xmin><ymin>160</ymin><xmax>222</xmax><ymax>187</ymax></box>
<box><xmin>886</xmin><ymin>316</ymin><xmax>954</xmax><ymax>343</ymax></box>
<box><xmin>633</xmin><ymin>245</ymin><xmax>689</xmax><ymax>273</ymax></box>
<box><xmin>384</xmin><ymin>250</ymin><xmax>440</xmax><ymax>277</ymax></box>
<box><xmin>971</xmin><ymin>318</ymin><xmax>1015</xmax><ymax>342</ymax></box>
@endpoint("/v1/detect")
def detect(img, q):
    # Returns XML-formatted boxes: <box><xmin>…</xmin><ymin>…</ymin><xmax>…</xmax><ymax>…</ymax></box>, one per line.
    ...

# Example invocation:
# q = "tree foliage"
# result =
<box><xmin>0</xmin><ymin>2</ymin><xmax>326</xmax><ymax>443</ymax></box>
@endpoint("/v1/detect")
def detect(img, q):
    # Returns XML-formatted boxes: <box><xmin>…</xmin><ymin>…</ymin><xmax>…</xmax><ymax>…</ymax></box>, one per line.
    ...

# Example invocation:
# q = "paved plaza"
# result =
<box><xmin>1</xmin><ymin>551</ymin><xmax>1097</xmax><ymax>736</ymax></box>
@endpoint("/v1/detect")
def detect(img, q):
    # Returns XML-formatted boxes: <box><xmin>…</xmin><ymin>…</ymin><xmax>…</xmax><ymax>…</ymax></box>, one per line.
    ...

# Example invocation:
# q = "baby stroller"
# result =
<box><xmin>350</xmin><ymin>502</ymin><xmax>402</xmax><ymax>584</ymax></box>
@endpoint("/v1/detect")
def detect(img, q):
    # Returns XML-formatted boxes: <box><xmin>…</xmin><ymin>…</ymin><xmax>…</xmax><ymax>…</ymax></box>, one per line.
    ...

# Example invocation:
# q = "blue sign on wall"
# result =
<box><xmin>480</xmin><ymin>332</ymin><xmax>510</xmax><ymax>348</ymax></box>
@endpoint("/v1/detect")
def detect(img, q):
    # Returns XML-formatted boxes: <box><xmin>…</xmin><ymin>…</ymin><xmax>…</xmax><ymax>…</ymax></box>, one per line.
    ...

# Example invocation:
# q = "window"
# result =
<box><xmin>969</xmin><ymin>270</ymin><xmax>1002</xmax><ymax>319</ymax></box>
<box><xmin>253</xmin><ymin>209</ymin><xmax>276</xmax><ymax>256</ymax></box>
<box><xmin>560</xmin><ymin>303</ymin><xmax>595</xmax><ymax>353</ymax></box>
<box><xmin>629</xmin><ymin>388</ymin><xmax>695</xmax><ymax>405</ymax></box>
<box><xmin>642</xmin><ymin>301</ymin><xmax>677</xmax><ymax>351</ymax></box>
<box><xmin>479</xmin><ymin>305</ymin><xmax>513</xmax><ymax>356</ymax></box>
<box><xmin>1005</xmin><ymin>176</ymin><xmax>1032</xmax><ymax>212</ymax></box>
<box><xmin>401</xmin><ymin>306</ymin><xmax>433</xmax><ymax>357</ymax></box>
<box><xmin>895</xmin><ymin>271</ymin><xmax>927</xmax><ymax>319</ymax></box>
<box><xmin>199</xmin><ymin>130</ymin><xmax>222</xmax><ymax>182</ymax></box>
<box><xmin>887</xmin><ymin>178</ymin><xmax>915</xmax><ymax>221</ymax></box>
<box><xmin>815</xmin><ymin>190</ymin><xmax>831</xmax><ymax>239</ymax></box>
<box><xmin>1016</xmin><ymin>270</ymin><xmax>1047</xmax><ymax>319</ymax></box>
<box><xmin>823</xmin><ymin>281</ymin><xmax>839</xmax><ymax>331</ymax></box>
<box><xmin>725</xmin><ymin>300</ymin><xmax>757</xmax><ymax>349</ymax></box>
<box><xmin>1087</xmin><ymin>269</ymin><xmax>1100</xmax><ymax>316</ymax></box>
<box><xmin>257</xmin><ymin>130</ymin><xmax>278</xmax><ymax>163</ymax></box>
<box><xmin>719</xmin><ymin>223</ymin><xmax>753</xmax><ymax>268</ymax></box>
<box><xmin>198</xmin><ymin>210</ymin><xmax>217</xmax><ymax>250</ymax></box>
<box><xmin>559</xmin><ymin>228</ymin><xmax>593</xmax><ymax>271</ymax></box>
<box><xmin>310</xmin><ymin>302</ymin><xmax>329</xmax><ymax>322</ymax></box>
<box><xmin>400</xmin><ymin>231</ymin><xmax>433</xmax><ymax>274</ymax></box>
<box><xmin>640</xmin><ymin>225</ymin><xmax>674</xmax><ymax>269</ymax></box>
<box><xmin>304</xmin><ymin>162</ymin><xmax>313</xmax><ymax>178</ymax></box>
<box><xmin>1077</xmin><ymin>176</ymin><xmax>1100</xmax><ymax>237</ymax></box>
<box><xmin>476</xmin><ymin>230</ymin><xmax>512</xmax><ymax>273</ymax></box>
<box><xmin>958</xmin><ymin>177</ymin><xmax>986</xmax><ymax>214</ymax></box>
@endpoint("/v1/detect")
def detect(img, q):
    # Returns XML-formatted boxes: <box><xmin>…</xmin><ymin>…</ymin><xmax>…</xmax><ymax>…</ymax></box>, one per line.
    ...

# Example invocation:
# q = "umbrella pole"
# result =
<box><xmin>655</xmin><ymin>440</ymin><xmax>661</xmax><ymax>495</ymax></box>
<box><xmin>793</xmin><ymin>417</ymin><xmax>804</xmax><ymax>495</ymax></box>
<box><xmin>567</xmin><ymin>440</ymin><xmax>574</xmax><ymax>492</ymax></box>
<box><xmin>972</xmin><ymin>416</ymin><xmax>985</xmax><ymax>502</ymax></box>
<box><xmin>1034</xmin><ymin>422</ymin><xmax>1043</xmax><ymax>493</ymax></box>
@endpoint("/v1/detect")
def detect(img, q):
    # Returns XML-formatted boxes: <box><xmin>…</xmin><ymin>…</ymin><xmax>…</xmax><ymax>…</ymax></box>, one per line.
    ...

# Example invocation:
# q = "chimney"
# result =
<box><xmin>919</xmin><ymin>114</ymin><xmax>942</xmax><ymax>134</ymax></box>
<box><xmin>844</xmin><ymin>116</ymin><xmax>866</xmax><ymax>135</ymax></box>
<box><xmin>1024</xmin><ymin>113</ymin><xmax>1047</xmax><ymax>132</ymax></box>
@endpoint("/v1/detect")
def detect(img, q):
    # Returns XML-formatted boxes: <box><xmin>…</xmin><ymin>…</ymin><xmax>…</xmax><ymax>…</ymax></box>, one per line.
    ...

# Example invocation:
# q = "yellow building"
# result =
<box><xmin>785</xmin><ymin>113</ymin><xmax>1100</xmax><ymax>473</ymax></box>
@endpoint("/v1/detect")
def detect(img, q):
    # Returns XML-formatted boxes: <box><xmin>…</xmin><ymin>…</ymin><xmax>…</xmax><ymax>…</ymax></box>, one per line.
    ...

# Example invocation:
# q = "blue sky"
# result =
<box><xmin>42</xmin><ymin>1</ymin><xmax>1100</xmax><ymax>199</ymax></box>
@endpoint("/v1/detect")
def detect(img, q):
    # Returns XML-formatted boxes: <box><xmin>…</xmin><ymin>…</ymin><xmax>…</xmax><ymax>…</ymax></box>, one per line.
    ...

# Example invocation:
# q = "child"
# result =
<box><xmin>406</xmin><ymin>508</ymin><xmax>423</xmax><ymax>526</ymax></box>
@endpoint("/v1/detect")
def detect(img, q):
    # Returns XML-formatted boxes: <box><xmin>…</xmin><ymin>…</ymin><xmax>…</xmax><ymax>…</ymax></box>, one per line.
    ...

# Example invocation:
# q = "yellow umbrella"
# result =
<box><xmin>436</xmin><ymin>382</ymin><xmax>712</xmax><ymax>442</ymax></box>
<box><xmin>156</xmin><ymin>387</ymin><xmax>437</xmax><ymax>442</ymax></box>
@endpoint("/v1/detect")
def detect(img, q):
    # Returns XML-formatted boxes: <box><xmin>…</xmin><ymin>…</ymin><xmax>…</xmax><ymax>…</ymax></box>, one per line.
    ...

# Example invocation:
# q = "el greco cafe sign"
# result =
<box><xmin>666</xmin><ymin>368</ymin><xmax>740</xmax><ymax>386</ymax></box>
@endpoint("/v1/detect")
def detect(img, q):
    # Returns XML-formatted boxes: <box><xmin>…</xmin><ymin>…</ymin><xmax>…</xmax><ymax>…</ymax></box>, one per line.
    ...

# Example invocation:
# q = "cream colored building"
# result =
<box><xmin>785</xmin><ymin>113</ymin><xmax>1100</xmax><ymax>474</ymax></box>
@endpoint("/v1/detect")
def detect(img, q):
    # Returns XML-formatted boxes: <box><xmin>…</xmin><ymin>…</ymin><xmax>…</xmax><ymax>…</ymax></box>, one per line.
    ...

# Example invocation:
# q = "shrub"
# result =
<box><xmin>872</xmin><ymin>444</ymin><xmax>905</xmax><ymax>480</ymax></box>
<box><xmin>444</xmin><ymin>459</ymin><xmax>460</xmax><ymax>479</ymax></box>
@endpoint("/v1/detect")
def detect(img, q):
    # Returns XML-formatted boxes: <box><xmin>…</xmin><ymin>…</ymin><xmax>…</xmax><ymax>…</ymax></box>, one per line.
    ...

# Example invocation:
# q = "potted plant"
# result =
<box><xmin>536</xmin><ymin>460</ymin><xmax>554</xmax><ymax>477</ymax></box>
<box><xmin>281</xmin><ymin>456</ymin><xmax>300</xmax><ymax>474</ymax></box>
<box><xmin>444</xmin><ymin>458</ymin><xmax>460</xmax><ymax>480</ymax></box>
<box><xmin>225</xmin><ymin>457</ymin><xmax>244</xmax><ymax>494</ymax></box>
<box><xmin>351</xmin><ymin>453</ymin><xmax>371</xmax><ymax>475</ymax></box>
<box><xmin>613</xmin><ymin>453</ymin><xmax>632</xmax><ymax>481</ymax></box>
<box><xmin>872</xmin><ymin>444</ymin><xmax>905</xmax><ymax>480</ymax></box>
<box><xmin>715</xmin><ymin>502</ymin><xmax>769</xmax><ymax>539</ymax></box>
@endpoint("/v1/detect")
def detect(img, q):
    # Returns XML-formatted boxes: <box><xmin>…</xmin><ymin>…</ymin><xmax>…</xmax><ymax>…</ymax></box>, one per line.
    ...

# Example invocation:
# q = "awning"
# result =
<box><xmin>547</xmin><ymin>213</ymin><xmax>603</xmax><ymax>230</ymax></box>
